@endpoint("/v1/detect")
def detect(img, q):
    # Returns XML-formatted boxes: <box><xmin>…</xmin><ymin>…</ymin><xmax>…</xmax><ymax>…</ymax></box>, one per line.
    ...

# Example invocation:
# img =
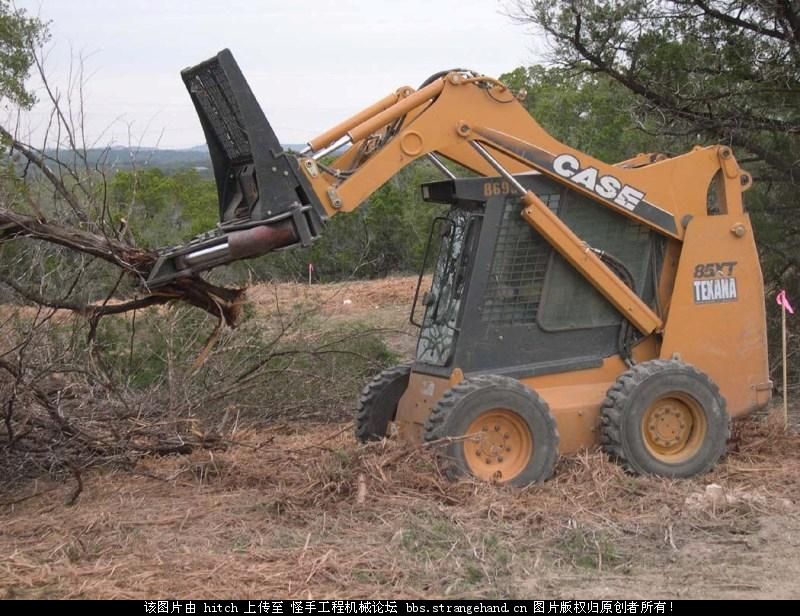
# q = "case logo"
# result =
<box><xmin>553</xmin><ymin>153</ymin><xmax>645</xmax><ymax>211</ymax></box>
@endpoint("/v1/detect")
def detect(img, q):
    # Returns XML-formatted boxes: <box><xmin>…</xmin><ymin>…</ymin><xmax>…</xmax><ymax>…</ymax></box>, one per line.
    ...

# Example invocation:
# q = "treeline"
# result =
<box><xmin>110</xmin><ymin>163</ymin><xmax>446</xmax><ymax>283</ymax></box>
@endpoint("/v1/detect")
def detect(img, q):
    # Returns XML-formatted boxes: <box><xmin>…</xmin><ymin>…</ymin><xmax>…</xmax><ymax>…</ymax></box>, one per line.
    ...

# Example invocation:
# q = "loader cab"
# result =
<box><xmin>412</xmin><ymin>174</ymin><xmax>663</xmax><ymax>379</ymax></box>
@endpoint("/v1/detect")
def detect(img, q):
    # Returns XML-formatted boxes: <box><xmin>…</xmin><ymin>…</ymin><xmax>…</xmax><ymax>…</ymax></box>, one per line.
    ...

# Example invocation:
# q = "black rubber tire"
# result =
<box><xmin>354</xmin><ymin>363</ymin><xmax>412</xmax><ymax>442</ymax></box>
<box><xmin>600</xmin><ymin>359</ymin><xmax>730</xmax><ymax>477</ymax></box>
<box><xmin>423</xmin><ymin>375</ymin><xmax>559</xmax><ymax>486</ymax></box>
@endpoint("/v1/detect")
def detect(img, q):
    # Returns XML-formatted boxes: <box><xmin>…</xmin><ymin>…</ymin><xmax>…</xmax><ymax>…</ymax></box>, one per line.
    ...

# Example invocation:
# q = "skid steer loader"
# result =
<box><xmin>148</xmin><ymin>49</ymin><xmax>771</xmax><ymax>485</ymax></box>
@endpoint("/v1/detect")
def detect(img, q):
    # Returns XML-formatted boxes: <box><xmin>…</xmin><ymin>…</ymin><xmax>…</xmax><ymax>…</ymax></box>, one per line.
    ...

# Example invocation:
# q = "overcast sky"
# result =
<box><xmin>15</xmin><ymin>0</ymin><xmax>543</xmax><ymax>149</ymax></box>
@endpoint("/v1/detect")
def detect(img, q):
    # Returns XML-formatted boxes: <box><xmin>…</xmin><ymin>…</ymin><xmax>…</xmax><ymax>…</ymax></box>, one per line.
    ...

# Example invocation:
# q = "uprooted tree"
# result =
<box><xmin>0</xmin><ymin>2</ymin><xmax>241</xmax><ymax>491</ymax></box>
<box><xmin>0</xmin><ymin>3</ymin><xmax>393</xmax><ymax>495</ymax></box>
<box><xmin>0</xmin><ymin>9</ymin><xmax>243</xmax><ymax>329</ymax></box>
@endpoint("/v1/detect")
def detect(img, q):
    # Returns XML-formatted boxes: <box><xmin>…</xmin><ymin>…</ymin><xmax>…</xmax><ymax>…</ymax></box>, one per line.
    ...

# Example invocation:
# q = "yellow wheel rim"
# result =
<box><xmin>641</xmin><ymin>394</ymin><xmax>707</xmax><ymax>463</ymax></box>
<box><xmin>464</xmin><ymin>409</ymin><xmax>533</xmax><ymax>483</ymax></box>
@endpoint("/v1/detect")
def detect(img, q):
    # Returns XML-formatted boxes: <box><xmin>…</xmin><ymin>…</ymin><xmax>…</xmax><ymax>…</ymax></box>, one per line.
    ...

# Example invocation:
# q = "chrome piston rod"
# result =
<box><xmin>177</xmin><ymin>222</ymin><xmax>300</xmax><ymax>271</ymax></box>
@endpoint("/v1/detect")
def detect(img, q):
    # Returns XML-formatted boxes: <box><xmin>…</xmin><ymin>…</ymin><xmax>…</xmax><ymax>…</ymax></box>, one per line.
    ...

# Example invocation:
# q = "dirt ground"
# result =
<box><xmin>2</xmin><ymin>276</ymin><xmax>799</xmax><ymax>600</ymax></box>
<box><xmin>246</xmin><ymin>275</ymin><xmax>426</xmax><ymax>358</ymax></box>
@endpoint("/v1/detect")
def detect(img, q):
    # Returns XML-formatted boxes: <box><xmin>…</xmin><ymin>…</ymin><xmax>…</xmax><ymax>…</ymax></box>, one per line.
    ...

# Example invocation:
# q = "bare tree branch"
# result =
<box><xmin>1</xmin><ymin>124</ymin><xmax>88</xmax><ymax>222</ymax></box>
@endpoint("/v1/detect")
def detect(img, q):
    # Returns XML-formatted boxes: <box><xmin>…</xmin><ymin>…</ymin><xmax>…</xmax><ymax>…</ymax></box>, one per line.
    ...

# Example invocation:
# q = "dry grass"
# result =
<box><xmin>3</xmin><ymin>275</ymin><xmax>799</xmax><ymax>599</ymax></box>
<box><xmin>1</xmin><ymin>414</ymin><xmax>799</xmax><ymax>600</ymax></box>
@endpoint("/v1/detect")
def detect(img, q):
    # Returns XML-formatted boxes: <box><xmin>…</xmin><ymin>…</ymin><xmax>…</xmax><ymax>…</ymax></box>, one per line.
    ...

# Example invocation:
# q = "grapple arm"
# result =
<box><xmin>146</xmin><ymin>49</ymin><xmax>324</xmax><ymax>287</ymax></box>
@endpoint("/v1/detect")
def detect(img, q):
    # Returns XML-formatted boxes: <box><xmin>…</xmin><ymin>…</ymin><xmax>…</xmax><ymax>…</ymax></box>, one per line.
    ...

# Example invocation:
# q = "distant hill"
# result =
<box><xmin>100</xmin><ymin>147</ymin><xmax>211</xmax><ymax>171</ymax></box>
<box><xmin>40</xmin><ymin>144</ymin><xmax>309</xmax><ymax>173</ymax></box>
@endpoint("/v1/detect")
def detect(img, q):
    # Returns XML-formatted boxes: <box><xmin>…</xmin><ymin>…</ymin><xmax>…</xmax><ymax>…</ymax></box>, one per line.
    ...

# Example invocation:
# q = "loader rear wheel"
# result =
<box><xmin>354</xmin><ymin>363</ymin><xmax>412</xmax><ymax>442</ymax></box>
<box><xmin>601</xmin><ymin>360</ymin><xmax>729</xmax><ymax>477</ymax></box>
<box><xmin>424</xmin><ymin>375</ymin><xmax>559</xmax><ymax>486</ymax></box>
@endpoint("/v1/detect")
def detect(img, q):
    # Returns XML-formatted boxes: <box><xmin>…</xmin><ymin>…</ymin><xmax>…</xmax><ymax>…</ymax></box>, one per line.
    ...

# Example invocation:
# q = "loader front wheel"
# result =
<box><xmin>424</xmin><ymin>375</ymin><xmax>559</xmax><ymax>486</ymax></box>
<box><xmin>601</xmin><ymin>360</ymin><xmax>729</xmax><ymax>477</ymax></box>
<box><xmin>354</xmin><ymin>363</ymin><xmax>412</xmax><ymax>442</ymax></box>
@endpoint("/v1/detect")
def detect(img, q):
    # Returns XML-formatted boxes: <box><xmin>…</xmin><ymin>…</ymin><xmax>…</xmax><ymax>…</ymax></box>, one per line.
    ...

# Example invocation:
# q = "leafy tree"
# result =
<box><xmin>510</xmin><ymin>1</ymin><xmax>798</xmax><ymax>159</ymax></box>
<box><xmin>0</xmin><ymin>0</ymin><xmax>47</xmax><ymax>107</ymax></box>
<box><xmin>500</xmin><ymin>65</ymin><xmax>680</xmax><ymax>162</ymax></box>
<box><xmin>109</xmin><ymin>168</ymin><xmax>218</xmax><ymax>246</ymax></box>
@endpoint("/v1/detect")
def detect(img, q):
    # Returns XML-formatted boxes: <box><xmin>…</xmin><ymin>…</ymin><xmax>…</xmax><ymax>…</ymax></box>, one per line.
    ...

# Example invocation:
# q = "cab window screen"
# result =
<box><xmin>538</xmin><ymin>192</ymin><xmax>652</xmax><ymax>331</ymax></box>
<box><xmin>481</xmin><ymin>194</ymin><xmax>560</xmax><ymax>325</ymax></box>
